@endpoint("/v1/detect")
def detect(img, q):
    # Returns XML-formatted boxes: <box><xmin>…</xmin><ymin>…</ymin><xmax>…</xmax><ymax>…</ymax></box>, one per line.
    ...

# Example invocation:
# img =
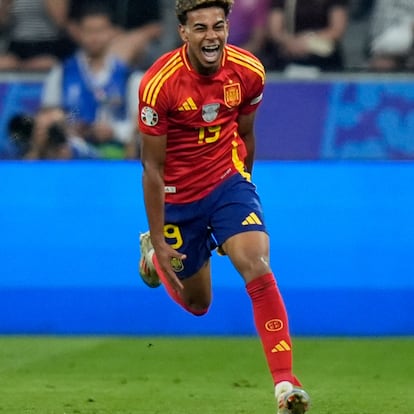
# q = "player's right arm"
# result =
<box><xmin>141</xmin><ymin>132</ymin><xmax>185</xmax><ymax>293</ymax></box>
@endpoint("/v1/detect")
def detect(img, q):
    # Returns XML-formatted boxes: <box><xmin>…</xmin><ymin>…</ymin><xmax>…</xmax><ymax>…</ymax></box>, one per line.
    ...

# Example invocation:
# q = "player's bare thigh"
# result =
<box><xmin>223</xmin><ymin>231</ymin><xmax>271</xmax><ymax>284</ymax></box>
<box><xmin>181</xmin><ymin>259</ymin><xmax>212</xmax><ymax>311</ymax></box>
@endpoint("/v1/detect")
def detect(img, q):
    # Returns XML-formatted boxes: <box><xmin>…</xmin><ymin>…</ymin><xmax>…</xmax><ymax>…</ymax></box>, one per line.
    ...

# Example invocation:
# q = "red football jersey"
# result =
<box><xmin>138</xmin><ymin>44</ymin><xmax>265</xmax><ymax>203</ymax></box>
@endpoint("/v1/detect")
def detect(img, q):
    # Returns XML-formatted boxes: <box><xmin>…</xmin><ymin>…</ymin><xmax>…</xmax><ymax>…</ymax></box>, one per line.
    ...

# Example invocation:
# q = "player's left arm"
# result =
<box><xmin>236</xmin><ymin>53</ymin><xmax>265</xmax><ymax>174</ymax></box>
<box><xmin>237</xmin><ymin>110</ymin><xmax>257</xmax><ymax>174</ymax></box>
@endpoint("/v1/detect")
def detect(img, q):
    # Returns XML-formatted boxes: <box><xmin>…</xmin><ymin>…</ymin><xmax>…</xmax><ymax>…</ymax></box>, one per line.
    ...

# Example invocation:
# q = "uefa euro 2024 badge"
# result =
<box><xmin>141</xmin><ymin>106</ymin><xmax>159</xmax><ymax>127</ymax></box>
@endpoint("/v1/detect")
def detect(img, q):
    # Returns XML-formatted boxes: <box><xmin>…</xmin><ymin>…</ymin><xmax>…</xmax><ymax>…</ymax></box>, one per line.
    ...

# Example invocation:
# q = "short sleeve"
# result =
<box><xmin>239</xmin><ymin>69</ymin><xmax>265</xmax><ymax>116</ymax></box>
<box><xmin>138</xmin><ymin>77</ymin><xmax>169</xmax><ymax>136</ymax></box>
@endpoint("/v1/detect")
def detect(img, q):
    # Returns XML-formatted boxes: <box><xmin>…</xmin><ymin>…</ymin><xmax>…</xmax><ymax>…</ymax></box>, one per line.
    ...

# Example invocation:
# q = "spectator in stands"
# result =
<box><xmin>341</xmin><ymin>0</ymin><xmax>375</xmax><ymax>71</ymax></box>
<box><xmin>0</xmin><ymin>0</ymin><xmax>75</xmax><ymax>71</ymax></box>
<box><xmin>4</xmin><ymin>113</ymin><xmax>34</xmax><ymax>159</ymax></box>
<box><xmin>67</xmin><ymin>0</ymin><xmax>163</xmax><ymax>69</ymax></box>
<box><xmin>158</xmin><ymin>0</ymin><xmax>181</xmax><ymax>52</ymax></box>
<box><xmin>0</xmin><ymin>0</ymin><xmax>12</xmax><ymax>55</ymax></box>
<box><xmin>263</xmin><ymin>0</ymin><xmax>350</xmax><ymax>73</ymax></box>
<box><xmin>349</xmin><ymin>0</ymin><xmax>375</xmax><ymax>21</ymax></box>
<box><xmin>6</xmin><ymin>107</ymin><xmax>98</xmax><ymax>160</ymax></box>
<box><xmin>227</xmin><ymin>0</ymin><xmax>271</xmax><ymax>56</ymax></box>
<box><xmin>368</xmin><ymin>0</ymin><xmax>414</xmax><ymax>71</ymax></box>
<box><xmin>27</xmin><ymin>107</ymin><xmax>99</xmax><ymax>160</ymax></box>
<box><xmin>41</xmin><ymin>3</ymin><xmax>140</xmax><ymax>159</ymax></box>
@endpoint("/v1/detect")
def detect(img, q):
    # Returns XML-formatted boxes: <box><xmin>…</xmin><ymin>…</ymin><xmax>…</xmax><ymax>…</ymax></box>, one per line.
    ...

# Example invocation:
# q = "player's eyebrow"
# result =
<box><xmin>192</xmin><ymin>19</ymin><xmax>225</xmax><ymax>29</ymax></box>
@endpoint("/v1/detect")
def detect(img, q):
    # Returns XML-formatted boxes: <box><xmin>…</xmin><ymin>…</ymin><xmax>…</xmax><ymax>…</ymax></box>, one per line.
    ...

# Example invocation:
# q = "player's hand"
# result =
<box><xmin>154</xmin><ymin>242</ymin><xmax>186</xmax><ymax>293</ymax></box>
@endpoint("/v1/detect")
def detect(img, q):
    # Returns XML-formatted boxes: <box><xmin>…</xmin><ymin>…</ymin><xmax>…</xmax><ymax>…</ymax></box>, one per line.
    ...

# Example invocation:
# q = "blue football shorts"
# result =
<box><xmin>163</xmin><ymin>173</ymin><xmax>267</xmax><ymax>279</ymax></box>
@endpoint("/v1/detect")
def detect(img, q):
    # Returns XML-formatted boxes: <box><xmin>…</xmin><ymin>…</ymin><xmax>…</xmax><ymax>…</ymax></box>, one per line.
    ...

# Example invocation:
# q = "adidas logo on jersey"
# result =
<box><xmin>242</xmin><ymin>212</ymin><xmax>262</xmax><ymax>226</ymax></box>
<box><xmin>178</xmin><ymin>97</ymin><xmax>197</xmax><ymax>111</ymax></box>
<box><xmin>271</xmin><ymin>340</ymin><xmax>291</xmax><ymax>353</ymax></box>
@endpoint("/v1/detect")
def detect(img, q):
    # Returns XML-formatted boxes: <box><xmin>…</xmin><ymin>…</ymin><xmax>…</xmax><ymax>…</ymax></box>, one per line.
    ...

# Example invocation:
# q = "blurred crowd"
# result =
<box><xmin>1</xmin><ymin>0</ymin><xmax>414</xmax><ymax>160</ymax></box>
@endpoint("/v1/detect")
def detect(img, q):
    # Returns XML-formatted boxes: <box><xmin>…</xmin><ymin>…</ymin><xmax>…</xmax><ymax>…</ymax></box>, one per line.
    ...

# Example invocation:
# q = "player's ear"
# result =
<box><xmin>178</xmin><ymin>24</ymin><xmax>189</xmax><ymax>42</ymax></box>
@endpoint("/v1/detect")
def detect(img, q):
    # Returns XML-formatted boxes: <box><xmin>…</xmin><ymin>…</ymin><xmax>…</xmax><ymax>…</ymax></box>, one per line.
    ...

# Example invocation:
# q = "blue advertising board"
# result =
<box><xmin>0</xmin><ymin>161</ymin><xmax>413</xmax><ymax>336</ymax></box>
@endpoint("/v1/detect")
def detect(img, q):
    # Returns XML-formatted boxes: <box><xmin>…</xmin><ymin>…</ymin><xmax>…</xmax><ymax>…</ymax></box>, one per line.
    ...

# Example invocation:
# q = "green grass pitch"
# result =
<box><xmin>0</xmin><ymin>336</ymin><xmax>413</xmax><ymax>414</ymax></box>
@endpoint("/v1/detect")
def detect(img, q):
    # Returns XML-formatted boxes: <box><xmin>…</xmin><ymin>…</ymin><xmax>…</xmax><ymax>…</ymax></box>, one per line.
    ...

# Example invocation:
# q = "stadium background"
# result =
<box><xmin>1</xmin><ymin>73</ymin><xmax>413</xmax><ymax>336</ymax></box>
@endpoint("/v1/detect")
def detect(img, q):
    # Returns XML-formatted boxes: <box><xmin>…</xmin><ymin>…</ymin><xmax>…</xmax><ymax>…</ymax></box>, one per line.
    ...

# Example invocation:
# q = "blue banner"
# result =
<box><xmin>255</xmin><ymin>79</ymin><xmax>414</xmax><ymax>159</ymax></box>
<box><xmin>1</xmin><ymin>161</ymin><xmax>413</xmax><ymax>335</ymax></box>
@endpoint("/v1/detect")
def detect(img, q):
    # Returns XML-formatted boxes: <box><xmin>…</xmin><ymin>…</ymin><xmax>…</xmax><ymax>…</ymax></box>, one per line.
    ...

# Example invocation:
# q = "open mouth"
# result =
<box><xmin>201</xmin><ymin>44</ymin><xmax>220</xmax><ymax>62</ymax></box>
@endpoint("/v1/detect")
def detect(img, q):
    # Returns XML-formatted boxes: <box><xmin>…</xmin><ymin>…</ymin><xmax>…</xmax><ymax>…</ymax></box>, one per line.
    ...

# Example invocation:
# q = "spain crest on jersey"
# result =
<box><xmin>170</xmin><ymin>257</ymin><xmax>184</xmax><ymax>272</ymax></box>
<box><xmin>224</xmin><ymin>83</ymin><xmax>241</xmax><ymax>108</ymax></box>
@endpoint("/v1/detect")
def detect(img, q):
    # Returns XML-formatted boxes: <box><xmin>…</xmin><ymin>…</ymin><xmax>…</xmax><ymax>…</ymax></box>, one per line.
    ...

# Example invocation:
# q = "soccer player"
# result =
<box><xmin>138</xmin><ymin>1</ymin><xmax>311</xmax><ymax>413</ymax></box>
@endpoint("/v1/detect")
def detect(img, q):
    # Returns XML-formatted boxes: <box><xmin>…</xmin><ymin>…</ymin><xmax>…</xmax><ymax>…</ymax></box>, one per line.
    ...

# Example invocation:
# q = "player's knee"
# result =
<box><xmin>186</xmin><ymin>300</ymin><xmax>211</xmax><ymax>317</ymax></box>
<box><xmin>239</xmin><ymin>256</ymin><xmax>271</xmax><ymax>283</ymax></box>
<box><xmin>190</xmin><ymin>307</ymin><xmax>209</xmax><ymax>317</ymax></box>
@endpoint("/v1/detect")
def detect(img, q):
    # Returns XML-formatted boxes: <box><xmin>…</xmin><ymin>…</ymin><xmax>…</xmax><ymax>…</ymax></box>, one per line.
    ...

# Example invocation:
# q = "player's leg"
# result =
<box><xmin>210</xmin><ymin>174</ymin><xmax>310</xmax><ymax>413</ymax></box>
<box><xmin>180</xmin><ymin>260</ymin><xmax>212</xmax><ymax>313</ymax></box>
<box><xmin>222</xmin><ymin>230</ymin><xmax>300</xmax><ymax>384</ymax></box>
<box><xmin>153</xmin><ymin>254</ymin><xmax>212</xmax><ymax>316</ymax></box>
<box><xmin>139</xmin><ymin>199</ymin><xmax>214</xmax><ymax>316</ymax></box>
<box><xmin>222</xmin><ymin>231</ymin><xmax>310</xmax><ymax>413</ymax></box>
<box><xmin>140</xmin><ymin>231</ymin><xmax>212</xmax><ymax>315</ymax></box>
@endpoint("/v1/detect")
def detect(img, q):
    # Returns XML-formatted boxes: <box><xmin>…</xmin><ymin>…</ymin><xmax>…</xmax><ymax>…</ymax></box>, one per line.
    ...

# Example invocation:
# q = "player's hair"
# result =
<box><xmin>175</xmin><ymin>0</ymin><xmax>234</xmax><ymax>24</ymax></box>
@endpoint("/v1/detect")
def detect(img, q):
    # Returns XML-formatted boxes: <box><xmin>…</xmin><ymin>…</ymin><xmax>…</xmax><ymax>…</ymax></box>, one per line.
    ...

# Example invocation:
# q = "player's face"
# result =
<box><xmin>179</xmin><ymin>7</ymin><xmax>229</xmax><ymax>75</ymax></box>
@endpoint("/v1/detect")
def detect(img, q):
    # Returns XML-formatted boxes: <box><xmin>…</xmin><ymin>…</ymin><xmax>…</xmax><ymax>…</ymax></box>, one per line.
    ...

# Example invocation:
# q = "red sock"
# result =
<box><xmin>152</xmin><ymin>254</ymin><xmax>208</xmax><ymax>316</ymax></box>
<box><xmin>246</xmin><ymin>273</ymin><xmax>301</xmax><ymax>386</ymax></box>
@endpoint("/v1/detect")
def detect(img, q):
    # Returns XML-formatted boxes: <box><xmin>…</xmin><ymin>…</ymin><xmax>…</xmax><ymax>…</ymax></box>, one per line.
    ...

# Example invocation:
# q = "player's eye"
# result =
<box><xmin>193</xmin><ymin>25</ymin><xmax>206</xmax><ymax>32</ymax></box>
